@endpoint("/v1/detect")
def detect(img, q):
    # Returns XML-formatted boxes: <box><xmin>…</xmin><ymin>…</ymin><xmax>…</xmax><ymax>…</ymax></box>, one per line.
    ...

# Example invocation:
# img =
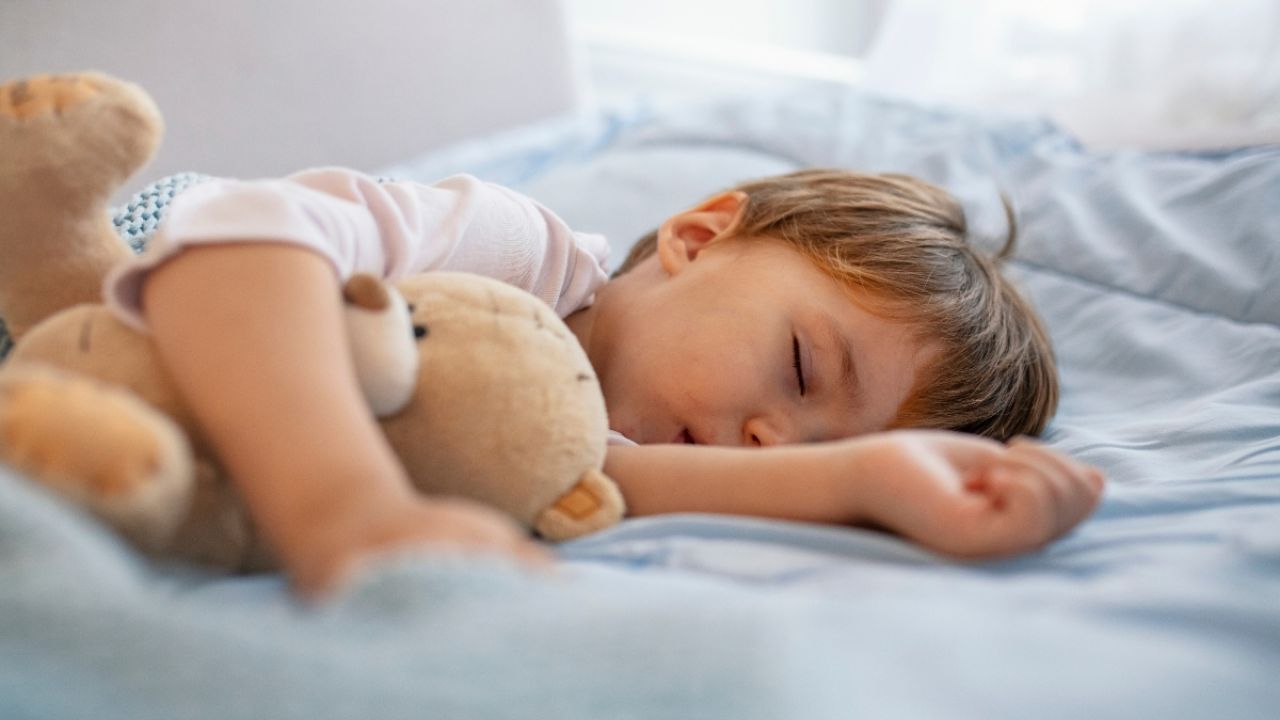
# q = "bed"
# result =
<box><xmin>1</xmin><ymin>79</ymin><xmax>1278</xmax><ymax>718</ymax></box>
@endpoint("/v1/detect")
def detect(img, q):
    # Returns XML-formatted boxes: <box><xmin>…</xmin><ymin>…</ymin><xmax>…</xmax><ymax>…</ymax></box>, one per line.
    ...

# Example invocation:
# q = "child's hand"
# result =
<box><xmin>288</xmin><ymin>492</ymin><xmax>551</xmax><ymax>598</ymax></box>
<box><xmin>846</xmin><ymin>431</ymin><xmax>1105</xmax><ymax>558</ymax></box>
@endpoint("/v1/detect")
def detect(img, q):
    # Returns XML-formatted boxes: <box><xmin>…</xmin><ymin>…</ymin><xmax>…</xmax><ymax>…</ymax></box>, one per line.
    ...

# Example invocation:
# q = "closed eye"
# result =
<box><xmin>792</xmin><ymin>335</ymin><xmax>806</xmax><ymax>396</ymax></box>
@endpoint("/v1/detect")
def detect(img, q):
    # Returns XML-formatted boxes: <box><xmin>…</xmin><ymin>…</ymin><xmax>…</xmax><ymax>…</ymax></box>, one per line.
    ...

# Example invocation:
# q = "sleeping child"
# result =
<box><xmin>0</xmin><ymin>69</ymin><xmax>1102</xmax><ymax>596</ymax></box>
<box><xmin>117</xmin><ymin>165</ymin><xmax>1104</xmax><ymax>595</ymax></box>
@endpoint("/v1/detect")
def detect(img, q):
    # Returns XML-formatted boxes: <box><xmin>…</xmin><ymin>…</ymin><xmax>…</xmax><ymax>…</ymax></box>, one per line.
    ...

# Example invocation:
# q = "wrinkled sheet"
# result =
<box><xmin>3</xmin><ymin>87</ymin><xmax>1279</xmax><ymax>719</ymax></box>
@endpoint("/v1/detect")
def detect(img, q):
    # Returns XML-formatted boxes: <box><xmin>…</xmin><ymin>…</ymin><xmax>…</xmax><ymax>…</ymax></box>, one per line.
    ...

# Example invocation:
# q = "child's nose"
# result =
<box><xmin>743</xmin><ymin>416</ymin><xmax>786</xmax><ymax>447</ymax></box>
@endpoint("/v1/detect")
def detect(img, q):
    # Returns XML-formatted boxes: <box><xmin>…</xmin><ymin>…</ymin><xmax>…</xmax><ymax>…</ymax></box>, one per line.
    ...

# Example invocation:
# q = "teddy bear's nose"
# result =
<box><xmin>413</xmin><ymin>324</ymin><xmax>429</xmax><ymax>339</ymax></box>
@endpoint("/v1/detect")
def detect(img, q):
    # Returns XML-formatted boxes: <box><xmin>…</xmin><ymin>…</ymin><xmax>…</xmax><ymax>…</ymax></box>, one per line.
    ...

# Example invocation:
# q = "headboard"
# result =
<box><xmin>0</xmin><ymin>0</ymin><xmax>583</xmax><ymax>186</ymax></box>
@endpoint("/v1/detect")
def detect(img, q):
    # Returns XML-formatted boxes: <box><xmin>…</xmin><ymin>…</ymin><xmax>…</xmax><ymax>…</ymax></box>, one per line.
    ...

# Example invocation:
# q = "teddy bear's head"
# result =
<box><xmin>343</xmin><ymin>271</ymin><xmax>621</xmax><ymax>540</ymax></box>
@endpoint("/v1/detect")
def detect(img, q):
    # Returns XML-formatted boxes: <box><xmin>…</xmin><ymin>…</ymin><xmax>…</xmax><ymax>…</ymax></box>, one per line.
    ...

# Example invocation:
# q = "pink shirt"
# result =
<box><xmin>103</xmin><ymin>167</ymin><xmax>638</xmax><ymax>446</ymax></box>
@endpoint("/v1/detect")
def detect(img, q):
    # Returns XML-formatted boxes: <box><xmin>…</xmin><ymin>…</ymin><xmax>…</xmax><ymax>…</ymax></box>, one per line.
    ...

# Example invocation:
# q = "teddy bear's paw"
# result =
<box><xmin>0</xmin><ymin>366</ymin><xmax>194</xmax><ymax>551</ymax></box>
<box><xmin>534</xmin><ymin>468</ymin><xmax>627</xmax><ymax>541</ymax></box>
<box><xmin>0</xmin><ymin>72</ymin><xmax>163</xmax><ymax>194</ymax></box>
<box><xmin>0</xmin><ymin>75</ymin><xmax>103</xmax><ymax>120</ymax></box>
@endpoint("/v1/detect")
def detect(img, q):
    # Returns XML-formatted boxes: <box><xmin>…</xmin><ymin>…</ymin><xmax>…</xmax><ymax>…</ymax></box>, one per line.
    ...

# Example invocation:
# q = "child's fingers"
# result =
<box><xmin>1004</xmin><ymin>439</ymin><xmax>1104</xmax><ymax>532</ymax></box>
<box><xmin>1004</xmin><ymin>441</ymin><xmax>1072</xmax><ymax>505</ymax></box>
<box><xmin>1009</xmin><ymin>437</ymin><xmax>1104</xmax><ymax>492</ymax></box>
<box><xmin>426</xmin><ymin>501</ymin><xmax>554</xmax><ymax>566</ymax></box>
<box><xmin>1007</xmin><ymin>439</ymin><xmax>1105</xmax><ymax>510</ymax></box>
<box><xmin>917</xmin><ymin>430</ymin><xmax>1006</xmax><ymax>471</ymax></box>
<box><xmin>983</xmin><ymin>460</ymin><xmax>1055</xmax><ymax>535</ymax></box>
<box><xmin>514</xmin><ymin>539</ymin><xmax>556</xmax><ymax>568</ymax></box>
<box><xmin>993</xmin><ymin>451</ymin><xmax>1073</xmax><ymax>535</ymax></box>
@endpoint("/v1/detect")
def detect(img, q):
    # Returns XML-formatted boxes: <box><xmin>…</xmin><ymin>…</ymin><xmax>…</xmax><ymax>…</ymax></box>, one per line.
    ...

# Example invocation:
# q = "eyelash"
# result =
<box><xmin>792</xmin><ymin>335</ymin><xmax>807</xmax><ymax>396</ymax></box>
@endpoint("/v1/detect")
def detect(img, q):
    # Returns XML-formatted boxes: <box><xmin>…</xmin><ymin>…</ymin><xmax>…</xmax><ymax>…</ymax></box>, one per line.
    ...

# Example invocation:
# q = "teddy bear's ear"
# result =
<box><xmin>342</xmin><ymin>274</ymin><xmax>419</xmax><ymax>417</ymax></box>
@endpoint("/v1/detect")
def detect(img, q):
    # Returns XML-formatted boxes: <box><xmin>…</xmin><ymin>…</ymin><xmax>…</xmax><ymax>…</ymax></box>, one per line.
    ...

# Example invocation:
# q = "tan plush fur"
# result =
<box><xmin>0</xmin><ymin>74</ymin><xmax>159</xmax><ymax>341</ymax></box>
<box><xmin>0</xmin><ymin>72</ymin><xmax>624</xmax><ymax>571</ymax></box>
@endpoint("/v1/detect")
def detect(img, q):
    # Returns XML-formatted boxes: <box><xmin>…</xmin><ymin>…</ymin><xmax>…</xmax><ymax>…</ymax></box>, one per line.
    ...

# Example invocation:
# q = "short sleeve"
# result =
<box><xmin>104</xmin><ymin>168</ymin><xmax>611</xmax><ymax>330</ymax></box>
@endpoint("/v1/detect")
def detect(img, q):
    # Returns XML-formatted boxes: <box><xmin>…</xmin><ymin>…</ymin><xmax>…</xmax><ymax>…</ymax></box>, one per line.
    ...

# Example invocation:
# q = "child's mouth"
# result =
<box><xmin>676</xmin><ymin>428</ymin><xmax>696</xmax><ymax>445</ymax></box>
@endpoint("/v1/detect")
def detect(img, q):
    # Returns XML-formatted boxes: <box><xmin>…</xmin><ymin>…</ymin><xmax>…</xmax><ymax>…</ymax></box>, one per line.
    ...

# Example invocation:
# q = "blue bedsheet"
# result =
<box><xmin>3</xmin><ymin>87</ymin><xmax>1278</xmax><ymax>719</ymax></box>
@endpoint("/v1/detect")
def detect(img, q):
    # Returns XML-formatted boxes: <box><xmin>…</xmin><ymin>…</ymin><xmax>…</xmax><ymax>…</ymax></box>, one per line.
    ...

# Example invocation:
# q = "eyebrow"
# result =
<box><xmin>818</xmin><ymin>313</ymin><xmax>860</xmax><ymax>401</ymax></box>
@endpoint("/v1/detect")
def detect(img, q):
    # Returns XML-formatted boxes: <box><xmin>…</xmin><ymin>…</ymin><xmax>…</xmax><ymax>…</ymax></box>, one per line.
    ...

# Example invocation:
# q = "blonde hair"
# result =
<box><xmin>615</xmin><ymin>169</ymin><xmax>1058</xmax><ymax>440</ymax></box>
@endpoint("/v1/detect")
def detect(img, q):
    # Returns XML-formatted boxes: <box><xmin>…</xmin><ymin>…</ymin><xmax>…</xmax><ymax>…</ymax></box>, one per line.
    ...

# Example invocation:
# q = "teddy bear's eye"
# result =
<box><xmin>413</xmin><ymin>324</ymin><xmax>429</xmax><ymax>339</ymax></box>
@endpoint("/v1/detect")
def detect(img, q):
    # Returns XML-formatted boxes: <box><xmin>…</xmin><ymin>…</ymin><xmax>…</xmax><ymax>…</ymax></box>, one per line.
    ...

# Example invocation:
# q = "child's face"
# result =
<box><xmin>581</xmin><ymin>194</ymin><xmax>938</xmax><ymax>447</ymax></box>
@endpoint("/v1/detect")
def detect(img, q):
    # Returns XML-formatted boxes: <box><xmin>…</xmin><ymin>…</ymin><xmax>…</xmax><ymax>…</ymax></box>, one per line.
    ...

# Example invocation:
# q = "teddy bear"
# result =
<box><xmin>0</xmin><ymin>72</ymin><xmax>625</xmax><ymax>571</ymax></box>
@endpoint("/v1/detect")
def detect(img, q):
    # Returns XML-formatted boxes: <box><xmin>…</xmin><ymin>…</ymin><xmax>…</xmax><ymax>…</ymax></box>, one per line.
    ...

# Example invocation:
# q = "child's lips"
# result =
<box><xmin>674</xmin><ymin>427</ymin><xmax>697</xmax><ymax>445</ymax></box>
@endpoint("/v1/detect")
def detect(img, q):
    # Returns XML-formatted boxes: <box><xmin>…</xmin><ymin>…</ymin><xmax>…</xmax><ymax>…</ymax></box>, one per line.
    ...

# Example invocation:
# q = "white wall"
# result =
<box><xmin>0</xmin><ymin>1</ymin><xmax>582</xmax><ymax>188</ymax></box>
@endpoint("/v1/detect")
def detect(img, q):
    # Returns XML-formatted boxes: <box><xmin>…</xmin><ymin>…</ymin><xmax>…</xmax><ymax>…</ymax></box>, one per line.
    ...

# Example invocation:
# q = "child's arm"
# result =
<box><xmin>605</xmin><ymin>432</ymin><xmax>1104</xmax><ymax>558</ymax></box>
<box><xmin>144</xmin><ymin>243</ymin><xmax>547</xmax><ymax>595</ymax></box>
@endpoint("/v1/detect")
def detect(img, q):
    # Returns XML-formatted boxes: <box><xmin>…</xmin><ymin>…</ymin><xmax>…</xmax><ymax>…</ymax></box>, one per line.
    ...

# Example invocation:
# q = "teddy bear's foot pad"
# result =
<box><xmin>0</xmin><ymin>75</ymin><xmax>104</xmax><ymax>120</ymax></box>
<box><xmin>0</xmin><ymin>71</ymin><xmax>163</xmax><ymax>194</ymax></box>
<box><xmin>0</xmin><ymin>365</ymin><xmax>193</xmax><ymax>549</ymax></box>
<box><xmin>534</xmin><ymin>468</ymin><xmax>626</xmax><ymax>541</ymax></box>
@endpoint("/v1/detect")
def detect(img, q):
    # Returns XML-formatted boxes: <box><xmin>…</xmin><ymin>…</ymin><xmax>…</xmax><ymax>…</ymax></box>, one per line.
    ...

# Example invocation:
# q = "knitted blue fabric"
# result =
<box><xmin>111</xmin><ymin>172</ymin><xmax>214</xmax><ymax>252</ymax></box>
<box><xmin>0</xmin><ymin>173</ymin><xmax>213</xmax><ymax>358</ymax></box>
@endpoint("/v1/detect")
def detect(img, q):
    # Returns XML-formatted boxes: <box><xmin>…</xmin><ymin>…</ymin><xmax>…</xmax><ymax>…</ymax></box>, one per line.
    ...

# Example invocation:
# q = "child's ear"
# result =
<box><xmin>656</xmin><ymin>191</ymin><xmax>747</xmax><ymax>275</ymax></box>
